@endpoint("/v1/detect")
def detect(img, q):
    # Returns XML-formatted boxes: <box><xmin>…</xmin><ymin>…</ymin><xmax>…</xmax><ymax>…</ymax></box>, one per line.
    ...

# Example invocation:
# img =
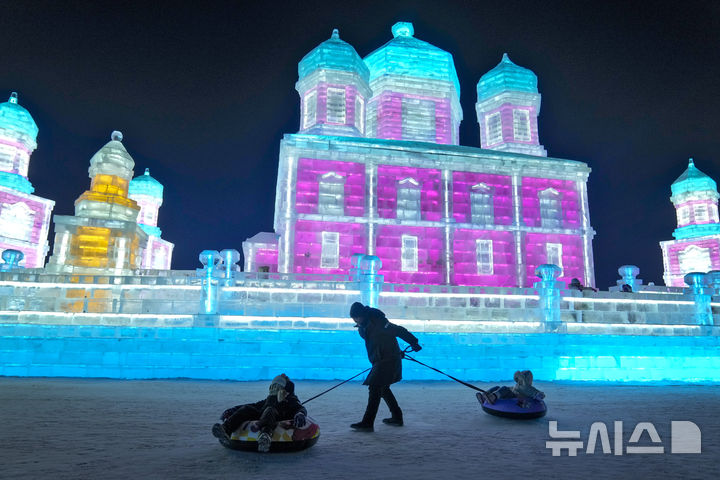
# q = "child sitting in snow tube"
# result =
<box><xmin>212</xmin><ymin>374</ymin><xmax>319</xmax><ymax>452</ymax></box>
<box><xmin>477</xmin><ymin>370</ymin><xmax>546</xmax><ymax>419</ymax></box>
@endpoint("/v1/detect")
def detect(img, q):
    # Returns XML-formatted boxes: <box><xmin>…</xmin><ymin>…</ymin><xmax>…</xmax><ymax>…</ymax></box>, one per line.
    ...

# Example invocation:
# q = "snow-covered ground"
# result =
<box><xmin>0</xmin><ymin>377</ymin><xmax>717</xmax><ymax>479</ymax></box>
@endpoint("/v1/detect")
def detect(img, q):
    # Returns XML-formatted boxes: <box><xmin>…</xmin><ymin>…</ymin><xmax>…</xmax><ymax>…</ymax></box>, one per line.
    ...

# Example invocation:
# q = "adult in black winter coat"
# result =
<box><xmin>349</xmin><ymin>302</ymin><xmax>421</xmax><ymax>432</ymax></box>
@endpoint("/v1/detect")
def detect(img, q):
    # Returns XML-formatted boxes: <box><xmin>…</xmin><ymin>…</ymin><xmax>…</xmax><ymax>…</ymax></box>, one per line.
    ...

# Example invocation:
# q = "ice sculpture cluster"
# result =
<box><xmin>0</xmin><ymin>92</ymin><xmax>55</xmax><ymax>267</ymax></box>
<box><xmin>128</xmin><ymin>168</ymin><xmax>174</xmax><ymax>269</ymax></box>
<box><xmin>660</xmin><ymin>159</ymin><xmax>720</xmax><ymax>286</ymax></box>
<box><xmin>45</xmin><ymin>132</ymin><xmax>155</xmax><ymax>274</ymax></box>
<box><xmin>244</xmin><ymin>22</ymin><xmax>596</xmax><ymax>288</ymax></box>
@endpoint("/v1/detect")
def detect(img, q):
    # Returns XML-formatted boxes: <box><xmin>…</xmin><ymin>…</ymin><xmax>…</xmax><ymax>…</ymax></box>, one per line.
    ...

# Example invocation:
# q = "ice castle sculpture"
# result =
<box><xmin>45</xmin><ymin>131</ymin><xmax>148</xmax><ymax>274</ymax></box>
<box><xmin>128</xmin><ymin>168</ymin><xmax>174</xmax><ymax>269</ymax></box>
<box><xmin>0</xmin><ymin>92</ymin><xmax>55</xmax><ymax>267</ymax></box>
<box><xmin>660</xmin><ymin>159</ymin><xmax>720</xmax><ymax>286</ymax></box>
<box><xmin>244</xmin><ymin>22</ymin><xmax>596</xmax><ymax>287</ymax></box>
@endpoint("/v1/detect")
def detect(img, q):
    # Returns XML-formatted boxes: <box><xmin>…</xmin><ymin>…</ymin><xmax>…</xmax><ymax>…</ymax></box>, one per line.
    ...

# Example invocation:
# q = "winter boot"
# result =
<box><xmin>257</xmin><ymin>432</ymin><xmax>272</xmax><ymax>452</ymax></box>
<box><xmin>382</xmin><ymin>412</ymin><xmax>403</xmax><ymax>426</ymax></box>
<box><xmin>212</xmin><ymin>423</ymin><xmax>231</xmax><ymax>446</ymax></box>
<box><xmin>350</xmin><ymin>421</ymin><xmax>374</xmax><ymax>432</ymax></box>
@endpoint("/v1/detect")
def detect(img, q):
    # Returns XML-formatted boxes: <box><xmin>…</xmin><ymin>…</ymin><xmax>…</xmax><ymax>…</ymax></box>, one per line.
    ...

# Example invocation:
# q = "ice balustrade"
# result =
<box><xmin>0</xmin><ymin>249</ymin><xmax>23</xmax><ymax>271</ymax></box>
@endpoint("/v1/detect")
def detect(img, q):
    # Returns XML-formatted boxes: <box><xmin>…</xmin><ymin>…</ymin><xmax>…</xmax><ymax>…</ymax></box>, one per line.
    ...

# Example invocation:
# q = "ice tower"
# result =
<box><xmin>364</xmin><ymin>22</ymin><xmax>462</xmax><ymax>144</ymax></box>
<box><xmin>297</xmin><ymin>29</ymin><xmax>371</xmax><ymax>137</ymax></box>
<box><xmin>128</xmin><ymin>168</ymin><xmax>174</xmax><ymax>269</ymax></box>
<box><xmin>476</xmin><ymin>54</ymin><xmax>547</xmax><ymax>156</ymax></box>
<box><xmin>660</xmin><ymin>159</ymin><xmax>720</xmax><ymax>286</ymax></box>
<box><xmin>0</xmin><ymin>92</ymin><xmax>55</xmax><ymax>267</ymax></box>
<box><xmin>46</xmin><ymin>131</ymin><xmax>148</xmax><ymax>274</ymax></box>
<box><xmin>244</xmin><ymin>22</ymin><xmax>595</xmax><ymax>288</ymax></box>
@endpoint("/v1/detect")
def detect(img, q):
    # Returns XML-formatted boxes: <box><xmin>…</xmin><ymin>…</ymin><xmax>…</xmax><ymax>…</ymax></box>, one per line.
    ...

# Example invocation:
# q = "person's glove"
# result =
<box><xmin>411</xmin><ymin>343</ymin><xmax>422</xmax><ymax>352</ymax></box>
<box><xmin>293</xmin><ymin>412</ymin><xmax>306</xmax><ymax>428</ymax></box>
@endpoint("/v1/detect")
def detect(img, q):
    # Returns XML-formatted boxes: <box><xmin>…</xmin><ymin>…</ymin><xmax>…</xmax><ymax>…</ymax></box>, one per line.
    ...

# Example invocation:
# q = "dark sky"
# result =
<box><xmin>2</xmin><ymin>0</ymin><xmax>719</xmax><ymax>288</ymax></box>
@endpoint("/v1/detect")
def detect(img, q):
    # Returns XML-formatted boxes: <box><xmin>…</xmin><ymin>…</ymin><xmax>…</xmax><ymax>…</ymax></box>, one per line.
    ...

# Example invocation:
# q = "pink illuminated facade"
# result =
<box><xmin>244</xmin><ymin>23</ymin><xmax>596</xmax><ymax>287</ymax></box>
<box><xmin>0</xmin><ymin>92</ymin><xmax>55</xmax><ymax>267</ymax></box>
<box><xmin>660</xmin><ymin>159</ymin><xmax>720</xmax><ymax>286</ymax></box>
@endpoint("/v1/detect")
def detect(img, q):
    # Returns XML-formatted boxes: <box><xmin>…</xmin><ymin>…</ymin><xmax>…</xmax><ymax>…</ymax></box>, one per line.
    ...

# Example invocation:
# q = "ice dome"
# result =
<box><xmin>87</xmin><ymin>130</ymin><xmax>135</xmax><ymax>180</ymax></box>
<box><xmin>0</xmin><ymin>92</ymin><xmax>39</xmax><ymax>149</ymax></box>
<box><xmin>298</xmin><ymin>29</ymin><xmax>369</xmax><ymax>81</ymax></box>
<box><xmin>129</xmin><ymin>168</ymin><xmax>164</xmax><ymax>199</ymax></box>
<box><xmin>477</xmin><ymin>54</ymin><xmax>538</xmax><ymax>101</ymax></box>
<box><xmin>363</xmin><ymin>22</ymin><xmax>461</xmax><ymax>96</ymax></box>
<box><xmin>671</xmin><ymin>158</ymin><xmax>717</xmax><ymax>196</ymax></box>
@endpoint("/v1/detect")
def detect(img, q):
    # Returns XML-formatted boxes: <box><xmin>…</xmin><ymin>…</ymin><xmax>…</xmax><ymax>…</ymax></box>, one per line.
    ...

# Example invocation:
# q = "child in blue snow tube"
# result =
<box><xmin>482</xmin><ymin>370</ymin><xmax>545</xmax><ymax>407</ymax></box>
<box><xmin>212</xmin><ymin>373</ymin><xmax>307</xmax><ymax>452</ymax></box>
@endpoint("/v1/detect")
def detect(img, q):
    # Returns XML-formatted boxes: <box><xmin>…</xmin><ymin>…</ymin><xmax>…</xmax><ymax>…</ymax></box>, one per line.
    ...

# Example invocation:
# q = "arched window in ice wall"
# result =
<box><xmin>401</xmin><ymin>234</ymin><xmax>418</xmax><ymax>272</ymax></box>
<box><xmin>355</xmin><ymin>95</ymin><xmax>365</xmax><ymax>134</ymax></box>
<box><xmin>546</xmin><ymin>242</ymin><xmax>563</xmax><ymax>270</ymax></box>
<box><xmin>318</xmin><ymin>172</ymin><xmax>345</xmax><ymax>216</ymax></box>
<box><xmin>539</xmin><ymin>188</ymin><xmax>562</xmax><ymax>229</ymax></box>
<box><xmin>0</xmin><ymin>202</ymin><xmax>35</xmax><ymax>242</ymax></box>
<box><xmin>513</xmin><ymin>109</ymin><xmax>531</xmax><ymax>141</ymax></box>
<box><xmin>485</xmin><ymin>112</ymin><xmax>502</xmax><ymax>146</ymax></box>
<box><xmin>397</xmin><ymin>177</ymin><xmax>421</xmax><ymax>221</ymax></box>
<box><xmin>320</xmin><ymin>231</ymin><xmax>340</xmax><ymax>269</ymax></box>
<box><xmin>326</xmin><ymin>87</ymin><xmax>346</xmax><ymax>124</ymax></box>
<box><xmin>678</xmin><ymin>245</ymin><xmax>712</xmax><ymax>273</ymax></box>
<box><xmin>302</xmin><ymin>90</ymin><xmax>317</xmax><ymax>129</ymax></box>
<box><xmin>470</xmin><ymin>183</ymin><xmax>494</xmax><ymax>225</ymax></box>
<box><xmin>476</xmin><ymin>239</ymin><xmax>494</xmax><ymax>275</ymax></box>
<box><xmin>402</xmin><ymin>98</ymin><xmax>436</xmax><ymax>142</ymax></box>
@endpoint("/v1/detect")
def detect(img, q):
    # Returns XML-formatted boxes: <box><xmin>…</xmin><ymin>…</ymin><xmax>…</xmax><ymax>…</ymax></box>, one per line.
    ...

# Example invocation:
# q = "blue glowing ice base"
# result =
<box><xmin>1</xmin><ymin>324</ymin><xmax>719</xmax><ymax>383</ymax></box>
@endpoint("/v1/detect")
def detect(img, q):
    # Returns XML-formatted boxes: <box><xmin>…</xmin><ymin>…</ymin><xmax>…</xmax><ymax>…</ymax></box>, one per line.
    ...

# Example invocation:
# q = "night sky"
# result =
<box><xmin>3</xmin><ymin>1</ymin><xmax>719</xmax><ymax>288</ymax></box>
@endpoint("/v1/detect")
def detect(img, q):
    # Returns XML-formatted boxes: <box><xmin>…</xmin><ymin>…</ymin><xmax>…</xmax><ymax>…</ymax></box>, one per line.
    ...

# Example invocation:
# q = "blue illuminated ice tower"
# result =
<box><xmin>128</xmin><ymin>168</ymin><xmax>174</xmax><ymax>270</ymax></box>
<box><xmin>297</xmin><ymin>28</ymin><xmax>371</xmax><ymax>137</ymax></box>
<box><xmin>476</xmin><ymin>54</ymin><xmax>547</xmax><ymax>156</ymax></box>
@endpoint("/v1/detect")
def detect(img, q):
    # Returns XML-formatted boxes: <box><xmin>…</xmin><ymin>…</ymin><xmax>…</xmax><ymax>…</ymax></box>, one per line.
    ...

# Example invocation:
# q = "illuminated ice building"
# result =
<box><xmin>45</xmin><ymin>131</ymin><xmax>173</xmax><ymax>274</ymax></box>
<box><xmin>243</xmin><ymin>23</ymin><xmax>595</xmax><ymax>288</ymax></box>
<box><xmin>0</xmin><ymin>92</ymin><xmax>55</xmax><ymax>267</ymax></box>
<box><xmin>660</xmin><ymin>159</ymin><xmax>720</xmax><ymax>286</ymax></box>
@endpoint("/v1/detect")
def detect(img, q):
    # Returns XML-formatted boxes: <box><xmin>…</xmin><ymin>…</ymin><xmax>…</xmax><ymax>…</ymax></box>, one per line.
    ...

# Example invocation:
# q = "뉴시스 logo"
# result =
<box><xmin>546</xmin><ymin>420</ymin><xmax>701</xmax><ymax>456</ymax></box>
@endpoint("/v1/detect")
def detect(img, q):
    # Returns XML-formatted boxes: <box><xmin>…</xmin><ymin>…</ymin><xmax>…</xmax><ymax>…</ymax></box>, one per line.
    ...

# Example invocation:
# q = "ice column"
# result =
<box><xmin>0</xmin><ymin>249</ymin><xmax>23</xmax><ymax>271</ymax></box>
<box><xmin>220</xmin><ymin>249</ymin><xmax>240</xmax><ymax>286</ymax></box>
<box><xmin>198</xmin><ymin>250</ymin><xmax>222</xmax><ymax>314</ymax></box>
<box><xmin>534</xmin><ymin>264</ymin><xmax>563</xmax><ymax>332</ymax></box>
<box><xmin>684</xmin><ymin>272</ymin><xmax>713</xmax><ymax>326</ymax></box>
<box><xmin>616</xmin><ymin>265</ymin><xmax>643</xmax><ymax>292</ymax></box>
<box><xmin>351</xmin><ymin>253</ymin><xmax>383</xmax><ymax>307</ymax></box>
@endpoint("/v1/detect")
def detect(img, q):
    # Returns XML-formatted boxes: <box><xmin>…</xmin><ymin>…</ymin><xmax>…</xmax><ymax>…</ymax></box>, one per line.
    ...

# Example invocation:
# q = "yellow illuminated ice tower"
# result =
<box><xmin>46</xmin><ymin>131</ymin><xmax>148</xmax><ymax>274</ymax></box>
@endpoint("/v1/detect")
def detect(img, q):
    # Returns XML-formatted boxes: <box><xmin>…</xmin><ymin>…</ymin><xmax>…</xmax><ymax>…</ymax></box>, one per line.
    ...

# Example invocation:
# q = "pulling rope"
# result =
<box><xmin>301</xmin><ymin>366</ymin><xmax>371</xmax><ymax>405</ymax></box>
<box><xmin>402</xmin><ymin>351</ymin><xmax>487</xmax><ymax>394</ymax></box>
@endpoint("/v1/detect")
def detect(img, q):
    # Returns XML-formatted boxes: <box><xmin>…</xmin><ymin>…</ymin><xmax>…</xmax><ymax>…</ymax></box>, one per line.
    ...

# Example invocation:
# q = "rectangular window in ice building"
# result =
<box><xmin>539</xmin><ymin>188</ymin><xmax>563</xmax><ymax>229</ymax></box>
<box><xmin>679</xmin><ymin>245</ymin><xmax>712</xmax><ymax>273</ymax></box>
<box><xmin>476</xmin><ymin>239</ymin><xmax>494</xmax><ymax>275</ymax></box>
<box><xmin>470</xmin><ymin>183</ymin><xmax>494</xmax><ymax>225</ymax></box>
<box><xmin>485</xmin><ymin>112</ymin><xmax>502</xmax><ymax>146</ymax></box>
<box><xmin>513</xmin><ymin>109</ymin><xmax>531</xmax><ymax>141</ymax></box>
<box><xmin>355</xmin><ymin>95</ymin><xmax>365</xmax><ymax>134</ymax></box>
<box><xmin>401</xmin><ymin>235</ymin><xmax>418</xmax><ymax>272</ymax></box>
<box><xmin>710</xmin><ymin>205</ymin><xmax>720</xmax><ymax>223</ymax></box>
<box><xmin>320</xmin><ymin>231</ymin><xmax>340</xmax><ymax>269</ymax></box>
<box><xmin>0</xmin><ymin>201</ymin><xmax>35</xmax><ymax>242</ymax></box>
<box><xmin>0</xmin><ymin>144</ymin><xmax>15</xmax><ymax>171</ymax></box>
<box><xmin>546</xmin><ymin>243</ymin><xmax>563</xmax><ymax>270</ymax></box>
<box><xmin>318</xmin><ymin>172</ymin><xmax>345</xmax><ymax>216</ymax></box>
<box><xmin>302</xmin><ymin>90</ymin><xmax>317</xmax><ymax>129</ymax></box>
<box><xmin>397</xmin><ymin>178</ymin><xmax>421</xmax><ymax>221</ymax></box>
<box><xmin>678</xmin><ymin>206</ymin><xmax>691</xmax><ymax>226</ymax></box>
<box><xmin>694</xmin><ymin>204</ymin><xmax>709</xmax><ymax>223</ymax></box>
<box><xmin>326</xmin><ymin>87</ymin><xmax>346</xmax><ymax>124</ymax></box>
<box><xmin>401</xmin><ymin>97</ymin><xmax>436</xmax><ymax>142</ymax></box>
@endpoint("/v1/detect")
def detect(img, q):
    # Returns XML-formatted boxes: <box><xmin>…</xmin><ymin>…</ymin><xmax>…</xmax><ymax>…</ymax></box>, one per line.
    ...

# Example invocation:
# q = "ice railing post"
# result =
<box><xmin>616</xmin><ymin>265</ymin><xmax>643</xmax><ymax>292</ymax></box>
<box><xmin>706</xmin><ymin>270</ymin><xmax>720</xmax><ymax>298</ymax></box>
<box><xmin>534</xmin><ymin>264</ymin><xmax>563</xmax><ymax>332</ymax></box>
<box><xmin>219</xmin><ymin>249</ymin><xmax>241</xmax><ymax>286</ymax></box>
<box><xmin>351</xmin><ymin>254</ymin><xmax>383</xmax><ymax>308</ymax></box>
<box><xmin>684</xmin><ymin>272</ymin><xmax>713</xmax><ymax>327</ymax></box>
<box><xmin>197</xmin><ymin>250</ymin><xmax>222</xmax><ymax>314</ymax></box>
<box><xmin>0</xmin><ymin>249</ymin><xmax>24</xmax><ymax>272</ymax></box>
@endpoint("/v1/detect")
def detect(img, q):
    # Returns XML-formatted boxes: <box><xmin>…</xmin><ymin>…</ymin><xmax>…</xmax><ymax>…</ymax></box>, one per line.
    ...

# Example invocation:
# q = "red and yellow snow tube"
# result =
<box><xmin>219</xmin><ymin>417</ymin><xmax>320</xmax><ymax>452</ymax></box>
